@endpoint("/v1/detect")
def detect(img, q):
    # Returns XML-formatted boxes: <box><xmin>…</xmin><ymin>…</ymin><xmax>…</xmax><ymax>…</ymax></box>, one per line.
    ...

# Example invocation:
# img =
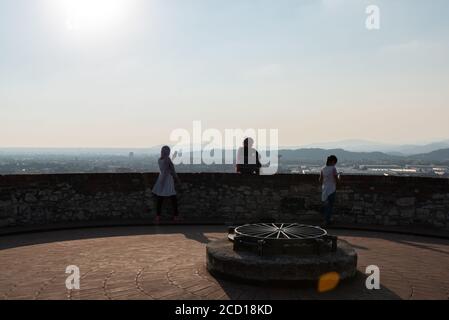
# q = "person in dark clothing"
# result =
<box><xmin>236</xmin><ymin>138</ymin><xmax>262</xmax><ymax>175</ymax></box>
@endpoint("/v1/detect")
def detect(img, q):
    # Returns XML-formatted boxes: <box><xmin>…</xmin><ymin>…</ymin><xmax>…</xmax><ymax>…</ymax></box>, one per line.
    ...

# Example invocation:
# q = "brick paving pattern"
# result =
<box><xmin>0</xmin><ymin>226</ymin><xmax>448</xmax><ymax>300</ymax></box>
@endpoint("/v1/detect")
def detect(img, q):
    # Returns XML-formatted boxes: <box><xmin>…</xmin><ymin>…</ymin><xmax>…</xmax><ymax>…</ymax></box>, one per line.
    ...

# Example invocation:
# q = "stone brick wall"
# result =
<box><xmin>0</xmin><ymin>173</ymin><xmax>448</xmax><ymax>230</ymax></box>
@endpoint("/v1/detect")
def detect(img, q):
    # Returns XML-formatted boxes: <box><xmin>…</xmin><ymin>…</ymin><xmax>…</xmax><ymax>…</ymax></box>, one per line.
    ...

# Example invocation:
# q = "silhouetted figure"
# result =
<box><xmin>152</xmin><ymin>146</ymin><xmax>180</xmax><ymax>223</ymax></box>
<box><xmin>319</xmin><ymin>155</ymin><xmax>339</xmax><ymax>226</ymax></box>
<box><xmin>236</xmin><ymin>138</ymin><xmax>262</xmax><ymax>175</ymax></box>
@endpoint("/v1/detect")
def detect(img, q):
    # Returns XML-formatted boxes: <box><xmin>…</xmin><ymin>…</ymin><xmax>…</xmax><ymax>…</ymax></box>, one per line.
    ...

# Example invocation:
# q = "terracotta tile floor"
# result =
<box><xmin>0</xmin><ymin>226</ymin><xmax>448</xmax><ymax>300</ymax></box>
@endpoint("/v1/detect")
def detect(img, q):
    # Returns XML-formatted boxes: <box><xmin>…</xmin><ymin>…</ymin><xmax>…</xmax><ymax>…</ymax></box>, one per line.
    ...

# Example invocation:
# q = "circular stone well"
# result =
<box><xmin>206</xmin><ymin>223</ymin><xmax>358</xmax><ymax>283</ymax></box>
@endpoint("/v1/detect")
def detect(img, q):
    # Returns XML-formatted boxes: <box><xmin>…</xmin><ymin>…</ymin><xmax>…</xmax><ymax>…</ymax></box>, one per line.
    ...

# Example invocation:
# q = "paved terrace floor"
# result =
<box><xmin>0</xmin><ymin>225</ymin><xmax>448</xmax><ymax>300</ymax></box>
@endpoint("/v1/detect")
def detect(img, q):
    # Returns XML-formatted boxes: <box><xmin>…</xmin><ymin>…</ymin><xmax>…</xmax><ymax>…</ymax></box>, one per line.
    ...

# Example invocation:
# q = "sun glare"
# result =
<box><xmin>62</xmin><ymin>0</ymin><xmax>129</xmax><ymax>32</ymax></box>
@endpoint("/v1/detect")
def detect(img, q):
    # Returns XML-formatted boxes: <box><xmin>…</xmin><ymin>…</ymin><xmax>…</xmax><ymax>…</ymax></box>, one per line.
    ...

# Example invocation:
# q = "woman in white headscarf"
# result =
<box><xmin>152</xmin><ymin>146</ymin><xmax>180</xmax><ymax>223</ymax></box>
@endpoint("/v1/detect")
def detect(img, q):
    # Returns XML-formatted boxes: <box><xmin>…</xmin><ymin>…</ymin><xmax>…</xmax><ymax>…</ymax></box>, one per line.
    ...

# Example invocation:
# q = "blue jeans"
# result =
<box><xmin>323</xmin><ymin>192</ymin><xmax>336</xmax><ymax>224</ymax></box>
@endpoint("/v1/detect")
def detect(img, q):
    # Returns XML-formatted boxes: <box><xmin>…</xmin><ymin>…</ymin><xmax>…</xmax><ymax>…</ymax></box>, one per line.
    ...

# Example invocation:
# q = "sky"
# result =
<box><xmin>1</xmin><ymin>0</ymin><xmax>449</xmax><ymax>148</ymax></box>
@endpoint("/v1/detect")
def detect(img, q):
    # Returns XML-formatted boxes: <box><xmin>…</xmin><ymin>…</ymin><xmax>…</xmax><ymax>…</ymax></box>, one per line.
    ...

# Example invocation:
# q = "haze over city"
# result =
<box><xmin>2</xmin><ymin>0</ymin><xmax>449</xmax><ymax>308</ymax></box>
<box><xmin>1</xmin><ymin>0</ymin><xmax>449</xmax><ymax>148</ymax></box>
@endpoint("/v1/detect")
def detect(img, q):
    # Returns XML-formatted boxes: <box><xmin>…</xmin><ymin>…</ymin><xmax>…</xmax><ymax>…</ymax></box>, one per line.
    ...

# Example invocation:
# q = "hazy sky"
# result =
<box><xmin>1</xmin><ymin>0</ymin><xmax>449</xmax><ymax>147</ymax></box>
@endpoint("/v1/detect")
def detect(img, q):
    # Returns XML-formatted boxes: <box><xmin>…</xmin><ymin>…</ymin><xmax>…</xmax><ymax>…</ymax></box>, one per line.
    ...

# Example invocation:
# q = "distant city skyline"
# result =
<box><xmin>1</xmin><ymin>0</ymin><xmax>449</xmax><ymax>148</ymax></box>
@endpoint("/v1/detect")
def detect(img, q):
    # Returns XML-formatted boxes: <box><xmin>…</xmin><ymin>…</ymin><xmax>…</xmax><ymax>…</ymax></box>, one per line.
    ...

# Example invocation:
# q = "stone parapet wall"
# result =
<box><xmin>0</xmin><ymin>173</ymin><xmax>448</xmax><ymax>230</ymax></box>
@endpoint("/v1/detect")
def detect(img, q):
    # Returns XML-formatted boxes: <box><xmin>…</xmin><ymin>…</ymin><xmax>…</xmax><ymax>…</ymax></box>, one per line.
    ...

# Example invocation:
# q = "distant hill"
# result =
<box><xmin>277</xmin><ymin>147</ymin><xmax>449</xmax><ymax>164</ymax></box>
<box><xmin>409</xmin><ymin>148</ymin><xmax>449</xmax><ymax>163</ymax></box>
<box><xmin>298</xmin><ymin>140</ymin><xmax>397</xmax><ymax>153</ymax></box>
<box><xmin>278</xmin><ymin>148</ymin><xmax>402</xmax><ymax>163</ymax></box>
<box><xmin>396</xmin><ymin>141</ymin><xmax>449</xmax><ymax>155</ymax></box>
<box><xmin>293</xmin><ymin>139</ymin><xmax>449</xmax><ymax>155</ymax></box>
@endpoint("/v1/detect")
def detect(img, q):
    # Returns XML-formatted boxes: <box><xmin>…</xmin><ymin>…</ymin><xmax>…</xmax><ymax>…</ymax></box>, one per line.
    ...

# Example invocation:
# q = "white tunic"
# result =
<box><xmin>152</xmin><ymin>158</ymin><xmax>176</xmax><ymax>197</ymax></box>
<box><xmin>321</xmin><ymin>165</ymin><xmax>337</xmax><ymax>202</ymax></box>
